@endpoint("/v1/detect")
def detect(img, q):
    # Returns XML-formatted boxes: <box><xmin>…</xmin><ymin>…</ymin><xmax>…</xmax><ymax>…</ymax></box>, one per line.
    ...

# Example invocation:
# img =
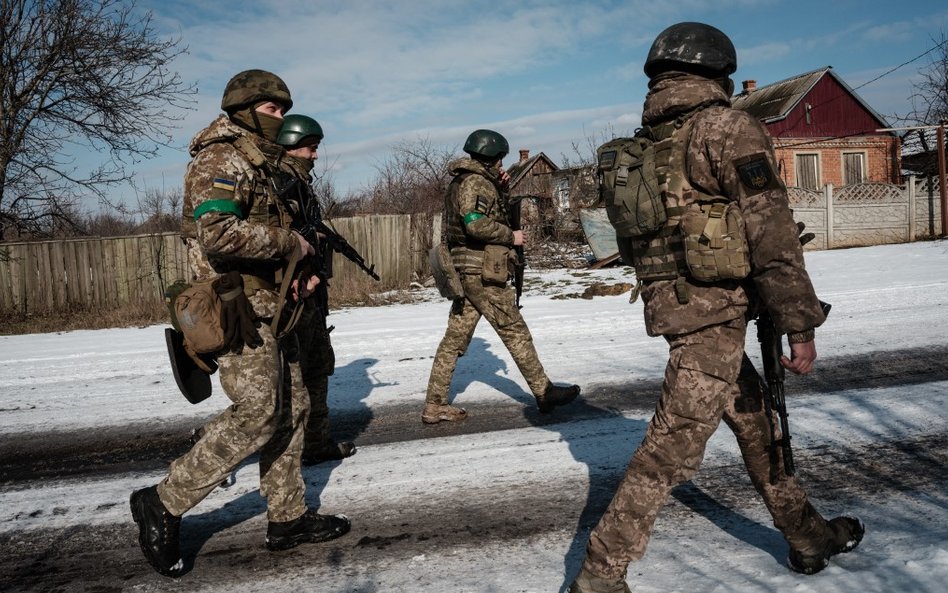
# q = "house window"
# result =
<box><xmin>556</xmin><ymin>178</ymin><xmax>570</xmax><ymax>211</ymax></box>
<box><xmin>795</xmin><ymin>153</ymin><xmax>821</xmax><ymax>190</ymax></box>
<box><xmin>843</xmin><ymin>151</ymin><xmax>866</xmax><ymax>185</ymax></box>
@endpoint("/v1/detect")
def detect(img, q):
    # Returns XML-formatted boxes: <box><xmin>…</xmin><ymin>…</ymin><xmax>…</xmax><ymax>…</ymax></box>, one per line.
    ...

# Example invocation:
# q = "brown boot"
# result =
<box><xmin>568</xmin><ymin>567</ymin><xmax>631</xmax><ymax>593</ymax></box>
<box><xmin>789</xmin><ymin>516</ymin><xmax>865</xmax><ymax>574</ymax></box>
<box><xmin>422</xmin><ymin>403</ymin><xmax>467</xmax><ymax>424</ymax></box>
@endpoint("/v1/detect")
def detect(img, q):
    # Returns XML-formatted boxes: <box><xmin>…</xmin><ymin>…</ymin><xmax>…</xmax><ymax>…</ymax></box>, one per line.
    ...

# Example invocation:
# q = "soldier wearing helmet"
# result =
<box><xmin>422</xmin><ymin>129</ymin><xmax>580</xmax><ymax>424</ymax></box>
<box><xmin>272</xmin><ymin>114</ymin><xmax>357</xmax><ymax>465</ymax></box>
<box><xmin>568</xmin><ymin>23</ymin><xmax>863</xmax><ymax>593</ymax></box>
<box><xmin>130</xmin><ymin>72</ymin><xmax>349</xmax><ymax>578</ymax></box>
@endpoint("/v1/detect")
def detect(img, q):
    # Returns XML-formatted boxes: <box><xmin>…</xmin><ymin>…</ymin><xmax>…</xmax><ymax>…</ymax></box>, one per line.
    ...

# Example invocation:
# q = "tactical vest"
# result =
<box><xmin>616</xmin><ymin>108</ymin><xmax>749</xmax><ymax>291</ymax></box>
<box><xmin>444</xmin><ymin>170</ymin><xmax>508</xmax><ymax>249</ymax></box>
<box><xmin>183</xmin><ymin>134</ymin><xmax>294</xmax><ymax>293</ymax></box>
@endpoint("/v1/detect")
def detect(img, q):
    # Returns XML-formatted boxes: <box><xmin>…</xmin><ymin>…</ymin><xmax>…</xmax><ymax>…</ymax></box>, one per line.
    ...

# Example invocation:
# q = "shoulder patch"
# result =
<box><xmin>734</xmin><ymin>153</ymin><xmax>781</xmax><ymax>196</ymax></box>
<box><xmin>475</xmin><ymin>195</ymin><xmax>492</xmax><ymax>215</ymax></box>
<box><xmin>212</xmin><ymin>177</ymin><xmax>236</xmax><ymax>191</ymax></box>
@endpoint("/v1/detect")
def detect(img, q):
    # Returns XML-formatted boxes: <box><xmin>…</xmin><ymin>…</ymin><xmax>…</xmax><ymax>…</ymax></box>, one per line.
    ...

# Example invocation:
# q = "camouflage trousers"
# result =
<box><xmin>582</xmin><ymin>317</ymin><xmax>829</xmax><ymax>580</ymax></box>
<box><xmin>425</xmin><ymin>273</ymin><xmax>549</xmax><ymax>404</ymax></box>
<box><xmin>158</xmin><ymin>324</ymin><xmax>310</xmax><ymax>523</ymax></box>
<box><xmin>291</xmin><ymin>298</ymin><xmax>336</xmax><ymax>454</ymax></box>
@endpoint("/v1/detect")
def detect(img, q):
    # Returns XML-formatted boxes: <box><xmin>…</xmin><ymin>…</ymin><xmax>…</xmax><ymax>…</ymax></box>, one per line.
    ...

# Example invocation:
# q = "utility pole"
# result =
<box><xmin>878</xmin><ymin>124</ymin><xmax>948</xmax><ymax>238</ymax></box>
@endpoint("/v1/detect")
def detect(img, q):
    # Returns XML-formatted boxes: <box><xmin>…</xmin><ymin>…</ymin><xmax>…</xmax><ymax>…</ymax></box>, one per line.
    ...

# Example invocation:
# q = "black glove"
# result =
<box><xmin>796</xmin><ymin>221</ymin><xmax>816</xmax><ymax>246</ymax></box>
<box><xmin>216</xmin><ymin>271</ymin><xmax>263</xmax><ymax>352</ymax></box>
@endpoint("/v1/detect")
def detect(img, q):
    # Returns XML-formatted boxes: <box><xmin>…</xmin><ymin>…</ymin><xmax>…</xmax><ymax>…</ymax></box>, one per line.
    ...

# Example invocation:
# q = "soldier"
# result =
<box><xmin>274</xmin><ymin>114</ymin><xmax>357</xmax><ymax>464</ymax></box>
<box><xmin>130</xmin><ymin>70</ymin><xmax>350</xmax><ymax>578</ymax></box>
<box><xmin>423</xmin><ymin>129</ymin><xmax>580</xmax><ymax>424</ymax></box>
<box><xmin>568</xmin><ymin>23</ymin><xmax>864</xmax><ymax>593</ymax></box>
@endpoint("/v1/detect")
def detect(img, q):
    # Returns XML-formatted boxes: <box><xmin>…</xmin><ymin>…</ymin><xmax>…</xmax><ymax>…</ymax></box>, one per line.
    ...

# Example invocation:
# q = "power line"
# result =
<box><xmin>851</xmin><ymin>35</ymin><xmax>948</xmax><ymax>92</ymax></box>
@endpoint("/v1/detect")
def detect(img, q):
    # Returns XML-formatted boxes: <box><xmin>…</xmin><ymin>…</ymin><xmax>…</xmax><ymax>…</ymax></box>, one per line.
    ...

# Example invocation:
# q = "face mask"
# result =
<box><xmin>230</xmin><ymin>107</ymin><xmax>284</xmax><ymax>142</ymax></box>
<box><xmin>718</xmin><ymin>77</ymin><xmax>735</xmax><ymax>97</ymax></box>
<box><xmin>290</xmin><ymin>155</ymin><xmax>315</xmax><ymax>174</ymax></box>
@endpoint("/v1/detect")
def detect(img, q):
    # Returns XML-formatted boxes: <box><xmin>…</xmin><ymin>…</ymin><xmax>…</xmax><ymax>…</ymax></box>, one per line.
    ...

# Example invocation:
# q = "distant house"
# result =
<box><xmin>732</xmin><ymin>66</ymin><xmax>900</xmax><ymax>189</ymax></box>
<box><xmin>506</xmin><ymin>149</ymin><xmax>558</xmax><ymax>232</ymax></box>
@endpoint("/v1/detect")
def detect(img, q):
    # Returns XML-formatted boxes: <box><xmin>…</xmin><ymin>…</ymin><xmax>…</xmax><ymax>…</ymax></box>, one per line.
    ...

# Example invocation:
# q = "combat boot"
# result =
<box><xmin>568</xmin><ymin>567</ymin><xmax>631</xmax><ymax>593</ymax></box>
<box><xmin>266</xmin><ymin>509</ymin><xmax>351</xmax><ymax>551</ymax></box>
<box><xmin>129</xmin><ymin>485</ymin><xmax>184</xmax><ymax>577</ymax></box>
<box><xmin>788</xmin><ymin>516</ymin><xmax>865</xmax><ymax>574</ymax></box>
<box><xmin>422</xmin><ymin>403</ymin><xmax>467</xmax><ymax>424</ymax></box>
<box><xmin>302</xmin><ymin>440</ymin><xmax>357</xmax><ymax>465</ymax></box>
<box><xmin>536</xmin><ymin>382</ymin><xmax>580</xmax><ymax>413</ymax></box>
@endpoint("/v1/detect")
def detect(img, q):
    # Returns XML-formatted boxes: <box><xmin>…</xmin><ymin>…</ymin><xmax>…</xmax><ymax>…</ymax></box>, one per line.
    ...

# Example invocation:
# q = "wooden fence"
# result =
<box><xmin>0</xmin><ymin>214</ymin><xmax>430</xmax><ymax>315</ymax></box>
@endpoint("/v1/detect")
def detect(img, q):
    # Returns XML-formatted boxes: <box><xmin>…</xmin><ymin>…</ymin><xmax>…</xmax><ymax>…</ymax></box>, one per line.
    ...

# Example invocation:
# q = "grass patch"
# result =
<box><xmin>0</xmin><ymin>302</ymin><xmax>169</xmax><ymax>336</ymax></box>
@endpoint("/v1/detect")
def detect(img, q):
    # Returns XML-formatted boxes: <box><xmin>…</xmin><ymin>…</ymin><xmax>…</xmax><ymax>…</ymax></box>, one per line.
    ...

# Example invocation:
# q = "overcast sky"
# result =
<box><xmin>111</xmin><ymin>0</ymin><xmax>948</xmax><ymax>207</ymax></box>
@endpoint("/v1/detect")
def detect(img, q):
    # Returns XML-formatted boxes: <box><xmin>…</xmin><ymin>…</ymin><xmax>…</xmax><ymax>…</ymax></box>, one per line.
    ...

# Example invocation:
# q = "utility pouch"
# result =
<box><xmin>429</xmin><ymin>243</ymin><xmax>465</xmax><ymax>300</ymax></box>
<box><xmin>174</xmin><ymin>279</ymin><xmax>227</xmax><ymax>354</ymax></box>
<box><xmin>481</xmin><ymin>244</ymin><xmax>513</xmax><ymax>285</ymax></box>
<box><xmin>680</xmin><ymin>200</ymin><xmax>750</xmax><ymax>282</ymax></box>
<box><xmin>164</xmin><ymin>280</ymin><xmax>191</xmax><ymax>332</ymax></box>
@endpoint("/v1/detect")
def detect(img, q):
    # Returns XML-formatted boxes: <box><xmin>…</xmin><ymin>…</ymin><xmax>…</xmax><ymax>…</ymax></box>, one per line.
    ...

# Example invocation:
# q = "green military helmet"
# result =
<box><xmin>463</xmin><ymin>129</ymin><xmax>509</xmax><ymax>161</ymax></box>
<box><xmin>220</xmin><ymin>69</ymin><xmax>293</xmax><ymax>114</ymax></box>
<box><xmin>277</xmin><ymin>114</ymin><xmax>324</xmax><ymax>147</ymax></box>
<box><xmin>644</xmin><ymin>22</ymin><xmax>737</xmax><ymax>79</ymax></box>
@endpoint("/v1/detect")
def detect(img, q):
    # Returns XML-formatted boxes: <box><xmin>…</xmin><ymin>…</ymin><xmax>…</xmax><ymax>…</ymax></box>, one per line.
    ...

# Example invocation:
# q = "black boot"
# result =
<box><xmin>789</xmin><ymin>516</ymin><xmax>865</xmax><ymax>574</ymax></box>
<box><xmin>302</xmin><ymin>440</ymin><xmax>357</xmax><ymax>466</ymax></box>
<box><xmin>129</xmin><ymin>485</ymin><xmax>183</xmax><ymax>577</ymax></box>
<box><xmin>536</xmin><ymin>382</ymin><xmax>580</xmax><ymax>413</ymax></box>
<box><xmin>266</xmin><ymin>510</ymin><xmax>351</xmax><ymax>551</ymax></box>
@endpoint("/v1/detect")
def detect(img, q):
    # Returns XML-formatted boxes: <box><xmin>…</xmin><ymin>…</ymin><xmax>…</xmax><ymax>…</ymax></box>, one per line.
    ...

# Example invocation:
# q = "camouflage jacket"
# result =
<box><xmin>183</xmin><ymin>115</ymin><xmax>298</xmax><ymax>317</ymax></box>
<box><xmin>638</xmin><ymin>73</ymin><xmax>825</xmax><ymax>339</ymax></box>
<box><xmin>444</xmin><ymin>157</ymin><xmax>515</xmax><ymax>272</ymax></box>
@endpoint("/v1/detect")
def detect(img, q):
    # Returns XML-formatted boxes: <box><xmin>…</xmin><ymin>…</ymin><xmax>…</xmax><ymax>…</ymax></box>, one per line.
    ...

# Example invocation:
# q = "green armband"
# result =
<box><xmin>193</xmin><ymin>199</ymin><xmax>243</xmax><ymax>220</ymax></box>
<box><xmin>463</xmin><ymin>212</ymin><xmax>484</xmax><ymax>225</ymax></box>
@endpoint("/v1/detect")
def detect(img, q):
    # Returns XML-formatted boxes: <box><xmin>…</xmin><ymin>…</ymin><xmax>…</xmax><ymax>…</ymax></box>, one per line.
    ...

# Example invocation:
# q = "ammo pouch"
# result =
<box><xmin>172</xmin><ymin>279</ymin><xmax>229</xmax><ymax>354</ymax></box>
<box><xmin>429</xmin><ymin>243</ymin><xmax>464</xmax><ymax>300</ymax></box>
<box><xmin>482</xmin><ymin>244</ymin><xmax>513</xmax><ymax>285</ymax></box>
<box><xmin>680</xmin><ymin>201</ymin><xmax>750</xmax><ymax>282</ymax></box>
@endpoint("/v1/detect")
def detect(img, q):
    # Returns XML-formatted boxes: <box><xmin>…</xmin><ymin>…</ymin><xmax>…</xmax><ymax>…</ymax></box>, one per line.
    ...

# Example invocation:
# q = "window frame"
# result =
<box><xmin>794</xmin><ymin>152</ymin><xmax>822</xmax><ymax>190</ymax></box>
<box><xmin>842</xmin><ymin>150</ymin><xmax>868</xmax><ymax>186</ymax></box>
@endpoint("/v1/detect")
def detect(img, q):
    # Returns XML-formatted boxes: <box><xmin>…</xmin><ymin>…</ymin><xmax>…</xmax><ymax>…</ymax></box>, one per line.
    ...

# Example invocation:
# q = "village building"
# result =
<box><xmin>731</xmin><ymin>66</ymin><xmax>900</xmax><ymax>189</ymax></box>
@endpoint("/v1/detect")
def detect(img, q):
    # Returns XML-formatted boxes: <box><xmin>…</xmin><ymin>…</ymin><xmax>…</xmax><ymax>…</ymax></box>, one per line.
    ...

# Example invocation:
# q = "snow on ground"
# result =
<box><xmin>1</xmin><ymin>240</ymin><xmax>947</xmax><ymax>593</ymax></box>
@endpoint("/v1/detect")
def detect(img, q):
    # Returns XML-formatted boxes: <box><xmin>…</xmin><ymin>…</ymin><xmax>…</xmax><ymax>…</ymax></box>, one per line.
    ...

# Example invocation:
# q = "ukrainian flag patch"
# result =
<box><xmin>212</xmin><ymin>177</ymin><xmax>236</xmax><ymax>192</ymax></box>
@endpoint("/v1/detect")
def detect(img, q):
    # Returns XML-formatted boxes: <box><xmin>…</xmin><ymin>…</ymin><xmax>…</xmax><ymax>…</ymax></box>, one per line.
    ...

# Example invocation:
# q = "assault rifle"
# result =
<box><xmin>756</xmin><ymin>300</ymin><xmax>832</xmax><ymax>477</ymax></box>
<box><xmin>507</xmin><ymin>196</ymin><xmax>525</xmax><ymax>308</ymax></box>
<box><xmin>311</xmin><ymin>219</ymin><xmax>381</xmax><ymax>282</ymax></box>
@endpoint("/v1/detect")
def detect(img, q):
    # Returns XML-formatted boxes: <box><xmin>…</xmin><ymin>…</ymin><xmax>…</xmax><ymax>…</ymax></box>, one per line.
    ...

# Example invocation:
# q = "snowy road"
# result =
<box><xmin>1</xmin><ymin>241</ymin><xmax>947</xmax><ymax>593</ymax></box>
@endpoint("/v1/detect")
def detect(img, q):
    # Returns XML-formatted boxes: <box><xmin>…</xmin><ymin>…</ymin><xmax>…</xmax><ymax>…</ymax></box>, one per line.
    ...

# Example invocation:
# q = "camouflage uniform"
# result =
<box><xmin>580</xmin><ymin>73</ymin><xmax>832</xmax><ymax>580</ymax></box>
<box><xmin>275</xmin><ymin>155</ymin><xmax>340</xmax><ymax>457</ymax></box>
<box><xmin>425</xmin><ymin>158</ymin><xmax>550</xmax><ymax>404</ymax></box>
<box><xmin>158</xmin><ymin>114</ymin><xmax>309</xmax><ymax>523</ymax></box>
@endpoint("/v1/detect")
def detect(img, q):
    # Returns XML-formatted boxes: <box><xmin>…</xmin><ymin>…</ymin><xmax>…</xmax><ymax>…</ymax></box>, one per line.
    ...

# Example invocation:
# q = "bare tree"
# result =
<box><xmin>136</xmin><ymin>186</ymin><xmax>182</xmax><ymax>233</ymax></box>
<box><xmin>901</xmin><ymin>31</ymin><xmax>948</xmax><ymax>127</ymax></box>
<box><xmin>0</xmin><ymin>0</ymin><xmax>196</xmax><ymax>240</ymax></box>
<box><xmin>361</xmin><ymin>137</ymin><xmax>456</xmax><ymax>215</ymax></box>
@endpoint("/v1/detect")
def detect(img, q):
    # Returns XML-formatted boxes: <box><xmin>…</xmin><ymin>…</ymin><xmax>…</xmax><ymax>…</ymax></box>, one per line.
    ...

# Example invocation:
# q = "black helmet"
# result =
<box><xmin>221</xmin><ymin>69</ymin><xmax>293</xmax><ymax>113</ymax></box>
<box><xmin>463</xmin><ymin>129</ymin><xmax>509</xmax><ymax>160</ymax></box>
<box><xmin>276</xmin><ymin>114</ymin><xmax>324</xmax><ymax>147</ymax></box>
<box><xmin>644</xmin><ymin>22</ymin><xmax>737</xmax><ymax>79</ymax></box>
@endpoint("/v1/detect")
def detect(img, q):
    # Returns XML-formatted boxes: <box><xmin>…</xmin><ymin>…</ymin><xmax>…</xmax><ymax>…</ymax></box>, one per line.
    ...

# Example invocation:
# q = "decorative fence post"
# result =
<box><xmin>825</xmin><ymin>183</ymin><xmax>834</xmax><ymax>250</ymax></box>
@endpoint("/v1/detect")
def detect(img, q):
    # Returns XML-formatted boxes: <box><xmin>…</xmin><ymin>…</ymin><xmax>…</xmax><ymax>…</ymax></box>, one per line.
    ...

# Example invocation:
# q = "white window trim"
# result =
<box><xmin>841</xmin><ymin>150</ymin><xmax>868</xmax><ymax>185</ymax></box>
<box><xmin>794</xmin><ymin>152</ymin><xmax>822</xmax><ymax>190</ymax></box>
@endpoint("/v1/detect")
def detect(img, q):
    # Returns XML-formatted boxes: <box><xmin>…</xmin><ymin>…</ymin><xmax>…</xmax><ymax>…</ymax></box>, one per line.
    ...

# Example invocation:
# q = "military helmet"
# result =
<box><xmin>220</xmin><ymin>69</ymin><xmax>293</xmax><ymax>113</ymax></box>
<box><xmin>643</xmin><ymin>22</ymin><xmax>737</xmax><ymax>79</ymax></box>
<box><xmin>276</xmin><ymin>114</ymin><xmax>324</xmax><ymax>147</ymax></box>
<box><xmin>463</xmin><ymin>129</ymin><xmax>509</xmax><ymax>160</ymax></box>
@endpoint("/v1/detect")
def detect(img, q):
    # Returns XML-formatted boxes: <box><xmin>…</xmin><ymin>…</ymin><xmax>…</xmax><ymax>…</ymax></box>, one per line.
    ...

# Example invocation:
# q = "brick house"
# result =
<box><xmin>731</xmin><ymin>66</ymin><xmax>900</xmax><ymax>189</ymax></box>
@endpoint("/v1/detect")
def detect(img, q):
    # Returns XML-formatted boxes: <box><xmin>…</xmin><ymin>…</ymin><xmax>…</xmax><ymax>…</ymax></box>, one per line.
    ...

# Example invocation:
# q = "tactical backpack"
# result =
<box><xmin>596</xmin><ymin>128</ymin><xmax>670</xmax><ymax>238</ymax></box>
<box><xmin>597</xmin><ymin>109</ymin><xmax>750</xmax><ymax>300</ymax></box>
